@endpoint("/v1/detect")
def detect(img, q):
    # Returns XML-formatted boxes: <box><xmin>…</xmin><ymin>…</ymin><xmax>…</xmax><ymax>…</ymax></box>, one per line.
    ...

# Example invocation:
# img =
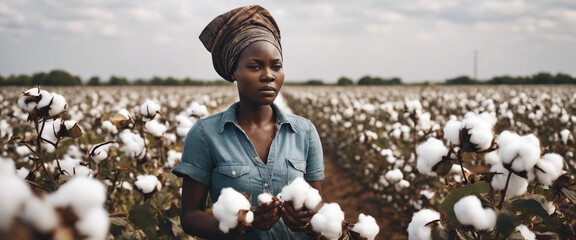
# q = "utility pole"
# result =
<box><xmin>474</xmin><ymin>49</ymin><xmax>478</xmax><ymax>81</ymax></box>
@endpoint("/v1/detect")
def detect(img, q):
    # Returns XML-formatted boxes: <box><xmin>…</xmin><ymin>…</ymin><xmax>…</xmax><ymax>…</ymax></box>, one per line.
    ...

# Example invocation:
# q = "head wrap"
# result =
<box><xmin>199</xmin><ymin>5</ymin><xmax>282</xmax><ymax>82</ymax></box>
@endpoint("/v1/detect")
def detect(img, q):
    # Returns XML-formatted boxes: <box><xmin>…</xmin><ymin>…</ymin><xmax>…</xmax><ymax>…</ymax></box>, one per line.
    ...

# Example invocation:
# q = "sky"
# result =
<box><xmin>1</xmin><ymin>0</ymin><xmax>575</xmax><ymax>83</ymax></box>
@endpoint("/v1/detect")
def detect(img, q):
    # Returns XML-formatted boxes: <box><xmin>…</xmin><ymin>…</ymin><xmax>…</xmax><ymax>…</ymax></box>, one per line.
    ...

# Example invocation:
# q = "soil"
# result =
<box><xmin>322</xmin><ymin>155</ymin><xmax>408</xmax><ymax>240</ymax></box>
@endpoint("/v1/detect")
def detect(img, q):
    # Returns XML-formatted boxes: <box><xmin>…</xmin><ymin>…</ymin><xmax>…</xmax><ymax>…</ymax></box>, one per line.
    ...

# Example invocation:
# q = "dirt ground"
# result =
<box><xmin>322</xmin><ymin>155</ymin><xmax>408</xmax><ymax>240</ymax></box>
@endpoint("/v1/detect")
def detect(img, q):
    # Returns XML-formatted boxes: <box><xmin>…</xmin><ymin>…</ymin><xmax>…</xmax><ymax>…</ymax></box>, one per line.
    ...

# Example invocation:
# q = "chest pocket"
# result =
<box><xmin>213</xmin><ymin>164</ymin><xmax>251</xmax><ymax>195</ymax></box>
<box><xmin>286</xmin><ymin>158</ymin><xmax>306</xmax><ymax>180</ymax></box>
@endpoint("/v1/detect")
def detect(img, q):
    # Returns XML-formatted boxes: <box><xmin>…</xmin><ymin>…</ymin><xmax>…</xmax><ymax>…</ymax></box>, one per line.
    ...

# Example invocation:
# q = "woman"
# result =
<box><xmin>171</xmin><ymin>5</ymin><xmax>325</xmax><ymax>240</ymax></box>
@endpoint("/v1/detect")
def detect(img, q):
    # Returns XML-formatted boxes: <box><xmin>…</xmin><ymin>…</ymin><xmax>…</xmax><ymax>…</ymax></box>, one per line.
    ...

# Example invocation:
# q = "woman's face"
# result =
<box><xmin>232</xmin><ymin>41</ymin><xmax>284</xmax><ymax>106</ymax></box>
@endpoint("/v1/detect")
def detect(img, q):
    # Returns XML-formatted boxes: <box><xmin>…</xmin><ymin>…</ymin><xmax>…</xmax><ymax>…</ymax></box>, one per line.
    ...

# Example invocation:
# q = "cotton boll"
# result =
<box><xmin>18</xmin><ymin>88</ymin><xmax>42</xmax><ymax>112</ymax></box>
<box><xmin>407</xmin><ymin>209</ymin><xmax>441</xmax><ymax>240</ymax></box>
<box><xmin>134</xmin><ymin>175</ymin><xmax>161</xmax><ymax>194</ymax></box>
<box><xmin>443</xmin><ymin>120</ymin><xmax>461</xmax><ymax>145</ymax></box>
<box><xmin>490</xmin><ymin>163</ymin><xmax>529</xmax><ymax>198</ymax></box>
<box><xmin>101</xmin><ymin>120</ymin><xmax>118</xmax><ymax>134</ymax></box>
<box><xmin>140</xmin><ymin>99</ymin><xmax>160</xmax><ymax>117</ymax></box>
<box><xmin>535</xmin><ymin>153</ymin><xmax>565</xmax><ymax>187</ymax></box>
<box><xmin>36</xmin><ymin>90</ymin><xmax>54</xmax><ymax>109</ymax></box>
<box><xmin>175</xmin><ymin>115</ymin><xmax>195</xmax><ymax>137</ymax></box>
<box><xmin>484</xmin><ymin>151</ymin><xmax>500</xmax><ymax>165</ymax></box>
<box><xmin>257</xmin><ymin>192</ymin><xmax>273</xmax><ymax>205</ymax></box>
<box><xmin>165</xmin><ymin>150</ymin><xmax>182</xmax><ymax>168</ymax></box>
<box><xmin>20</xmin><ymin>196</ymin><xmax>59</xmax><ymax>233</ymax></box>
<box><xmin>461</xmin><ymin>116</ymin><xmax>493</xmax><ymax>151</ymax></box>
<box><xmin>416</xmin><ymin>138</ymin><xmax>449</xmax><ymax>176</ymax></box>
<box><xmin>145</xmin><ymin>119</ymin><xmax>168</xmax><ymax>137</ymax></box>
<box><xmin>0</xmin><ymin>170</ymin><xmax>33</xmax><ymax>231</ymax></box>
<box><xmin>385</xmin><ymin>169</ymin><xmax>403</xmax><ymax>184</ymax></box>
<box><xmin>40</xmin><ymin>119</ymin><xmax>61</xmax><ymax>144</ymax></box>
<box><xmin>16</xmin><ymin>167</ymin><xmax>30</xmax><ymax>179</ymax></box>
<box><xmin>75</xmin><ymin>208</ymin><xmax>109</xmax><ymax>240</ymax></box>
<box><xmin>74</xmin><ymin>165</ymin><xmax>92</xmax><ymax>177</ymax></box>
<box><xmin>48</xmin><ymin>93</ymin><xmax>67</xmax><ymax>117</ymax></box>
<box><xmin>560</xmin><ymin>129</ymin><xmax>572</xmax><ymax>145</ymax></box>
<box><xmin>212</xmin><ymin>188</ymin><xmax>252</xmax><ymax>233</ymax></box>
<box><xmin>90</xmin><ymin>143</ymin><xmax>113</xmax><ymax>164</ymax></box>
<box><xmin>186</xmin><ymin>102</ymin><xmax>209</xmax><ymax>118</ymax></box>
<box><xmin>119</xmin><ymin>130</ymin><xmax>146</xmax><ymax>159</ymax></box>
<box><xmin>47</xmin><ymin>176</ymin><xmax>106</xmax><ymax>217</ymax></box>
<box><xmin>342</xmin><ymin>108</ymin><xmax>354</xmax><ymax>119</ymax></box>
<box><xmin>279</xmin><ymin>177</ymin><xmax>318</xmax><ymax>210</ymax></box>
<box><xmin>515</xmin><ymin>224</ymin><xmax>536</xmax><ymax>240</ymax></box>
<box><xmin>453</xmin><ymin>195</ymin><xmax>496</xmax><ymax>230</ymax></box>
<box><xmin>543</xmin><ymin>201</ymin><xmax>556</xmax><ymax>215</ymax></box>
<box><xmin>498</xmin><ymin>132</ymin><xmax>540</xmax><ymax>172</ymax></box>
<box><xmin>311</xmin><ymin>203</ymin><xmax>345</xmax><ymax>240</ymax></box>
<box><xmin>351</xmin><ymin>214</ymin><xmax>379</xmax><ymax>240</ymax></box>
<box><xmin>304</xmin><ymin>188</ymin><xmax>322</xmax><ymax>210</ymax></box>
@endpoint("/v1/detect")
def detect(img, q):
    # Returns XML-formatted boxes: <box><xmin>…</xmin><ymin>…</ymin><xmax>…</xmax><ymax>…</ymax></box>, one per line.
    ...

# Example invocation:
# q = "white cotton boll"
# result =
<box><xmin>20</xmin><ymin>196</ymin><xmax>59</xmax><ymax>233</ymax></box>
<box><xmin>490</xmin><ymin>163</ymin><xmax>529</xmax><ymax>198</ymax></box>
<box><xmin>304</xmin><ymin>188</ymin><xmax>322</xmax><ymax>210</ymax></box>
<box><xmin>351</xmin><ymin>213</ymin><xmax>379</xmax><ymax>240</ymax></box>
<box><xmin>420</xmin><ymin>189</ymin><xmax>435</xmax><ymax>200</ymax></box>
<box><xmin>0</xmin><ymin>157</ymin><xmax>16</xmax><ymax>175</ymax></box>
<box><xmin>101</xmin><ymin>120</ymin><xmax>118</xmax><ymax>134</ymax></box>
<box><xmin>535</xmin><ymin>153</ymin><xmax>565</xmax><ymax>187</ymax></box>
<box><xmin>16</xmin><ymin>167</ymin><xmax>30</xmax><ymax>179</ymax></box>
<box><xmin>257</xmin><ymin>192</ymin><xmax>274</xmax><ymax>205</ymax></box>
<box><xmin>57</xmin><ymin>156</ymin><xmax>81</xmax><ymax>176</ymax></box>
<box><xmin>165</xmin><ymin>150</ymin><xmax>182</xmax><ymax>168</ymax></box>
<box><xmin>186</xmin><ymin>102</ymin><xmax>209</xmax><ymax>118</ymax></box>
<box><xmin>515</xmin><ymin>224</ymin><xmax>536</xmax><ymax>240</ymax></box>
<box><xmin>311</xmin><ymin>203</ymin><xmax>345</xmax><ymax>240</ymax></box>
<box><xmin>213</xmin><ymin>188</ymin><xmax>252</xmax><ymax>233</ymax></box>
<box><xmin>48</xmin><ymin>93</ymin><xmax>67</xmax><ymax>117</ymax></box>
<box><xmin>135</xmin><ymin>175</ymin><xmax>161</xmax><ymax>194</ymax></box>
<box><xmin>18</xmin><ymin>88</ymin><xmax>42</xmax><ymax>112</ymax></box>
<box><xmin>145</xmin><ymin>119</ymin><xmax>167</xmax><ymax>137</ymax></box>
<box><xmin>544</xmin><ymin>201</ymin><xmax>556</xmax><ymax>215</ymax></box>
<box><xmin>560</xmin><ymin>129</ymin><xmax>572</xmax><ymax>145</ymax></box>
<box><xmin>443</xmin><ymin>120</ymin><xmax>461</xmax><ymax>145</ymax></box>
<box><xmin>175</xmin><ymin>115</ymin><xmax>195</xmax><ymax>137</ymax></box>
<box><xmin>498</xmin><ymin>132</ymin><xmax>540</xmax><ymax>172</ymax></box>
<box><xmin>342</xmin><ymin>108</ymin><xmax>354</xmax><ymax>119</ymax></box>
<box><xmin>453</xmin><ymin>195</ymin><xmax>496</xmax><ymax>230</ymax></box>
<box><xmin>63</xmin><ymin>119</ymin><xmax>77</xmax><ymax>131</ymax></box>
<box><xmin>40</xmin><ymin>119</ymin><xmax>61</xmax><ymax>144</ymax></box>
<box><xmin>75</xmin><ymin>208</ymin><xmax>109</xmax><ymax>240</ymax></box>
<box><xmin>0</xmin><ymin>119</ymin><xmax>11</xmax><ymax>138</ymax></box>
<box><xmin>36</xmin><ymin>90</ymin><xmax>53</xmax><ymax>109</ymax></box>
<box><xmin>0</xmin><ymin>175</ymin><xmax>33</xmax><ymax>231</ymax></box>
<box><xmin>385</xmin><ymin>169</ymin><xmax>403</xmax><ymax>184</ymax></box>
<box><xmin>279</xmin><ymin>177</ymin><xmax>310</xmax><ymax>210</ymax></box>
<box><xmin>47</xmin><ymin>176</ymin><xmax>106</xmax><ymax>217</ymax></box>
<box><xmin>119</xmin><ymin>130</ymin><xmax>146</xmax><ymax>159</ymax></box>
<box><xmin>484</xmin><ymin>151</ymin><xmax>500</xmax><ymax>165</ymax></box>
<box><xmin>396</xmin><ymin>179</ymin><xmax>410</xmax><ymax>189</ymax></box>
<box><xmin>122</xmin><ymin>181</ymin><xmax>133</xmax><ymax>190</ymax></box>
<box><xmin>74</xmin><ymin>165</ymin><xmax>92</xmax><ymax>177</ymax></box>
<box><xmin>140</xmin><ymin>99</ymin><xmax>160</xmax><ymax>117</ymax></box>
<box><xmin>461</xmin><ymin>116</ymin><xmax>493</xmax><ymax>151</ymax></box>
<box><xmin>407</xmin><ymin>209</ymin><xmax>441</xmax><ymax>240</ymax></box>
<box><xmin>117</xmin><ymin>108</ymin><xmax>131</xmax><ymax>119</ymax></box>
<box><xmin>90</xmin><ymin>143</ymin><xmax>112</xmax><ymax>164</ymax></box>
<box><xmin>416</xmin><ymin>138</ymin><xmax>449</xmax><ymax>176</ymax></box>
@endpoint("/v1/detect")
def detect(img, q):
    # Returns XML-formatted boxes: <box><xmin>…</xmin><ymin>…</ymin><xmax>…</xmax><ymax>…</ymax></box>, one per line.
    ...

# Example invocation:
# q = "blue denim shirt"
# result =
<box><xmin>172</xmin><ymin>102</ymin><xmax>324</xmax><ymax>240</ymax></box>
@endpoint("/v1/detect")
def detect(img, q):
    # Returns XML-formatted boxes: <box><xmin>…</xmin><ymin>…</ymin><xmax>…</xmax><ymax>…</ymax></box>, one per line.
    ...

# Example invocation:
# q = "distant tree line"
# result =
<box><xmin>0</xmin><ymin>69</ymin><xmax>229</xmax><ymax>86</ymax></box>
<box><xmin>1</xmin><ymin>69</ymin><xmax>574</xmax><ymax>86</ymax></box>
<box><xmin>444</xmin><ymin>72</ymin><xmax>576</xmax><ymax>85</ymax></box>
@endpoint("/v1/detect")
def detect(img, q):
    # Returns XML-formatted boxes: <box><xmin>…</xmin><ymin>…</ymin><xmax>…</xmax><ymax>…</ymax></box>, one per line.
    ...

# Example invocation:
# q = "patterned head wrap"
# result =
<box><xmin>199</xmin><ymin>5</ymin><xmax>282</xmax><ymax>82</ymax></box>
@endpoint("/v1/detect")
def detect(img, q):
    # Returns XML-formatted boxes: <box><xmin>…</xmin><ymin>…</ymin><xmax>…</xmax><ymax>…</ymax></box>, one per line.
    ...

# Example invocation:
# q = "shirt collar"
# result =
<box><xmin>219</xmin><ymin>102</ymin><xmax>297</xmax><ymax>133</ymax></box>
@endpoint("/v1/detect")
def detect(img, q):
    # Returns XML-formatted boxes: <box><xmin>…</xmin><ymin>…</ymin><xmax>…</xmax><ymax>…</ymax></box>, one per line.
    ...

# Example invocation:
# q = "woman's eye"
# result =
<box><xmin>248</xmin><ymin>65</ymin><xmax>261</xmax><ymax>70</ymax></box>
<box><xmin>272</xmin><ymin>65</ymin><xmax>283</xmax><ymax>71</ymax></box>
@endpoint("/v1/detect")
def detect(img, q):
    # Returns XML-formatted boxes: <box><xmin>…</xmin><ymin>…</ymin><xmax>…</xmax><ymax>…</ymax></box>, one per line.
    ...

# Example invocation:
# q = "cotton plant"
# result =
<box><xmin>410</xmin><ymin>113</ymin><xmax>575</xmax><ymax>239</ymax></box>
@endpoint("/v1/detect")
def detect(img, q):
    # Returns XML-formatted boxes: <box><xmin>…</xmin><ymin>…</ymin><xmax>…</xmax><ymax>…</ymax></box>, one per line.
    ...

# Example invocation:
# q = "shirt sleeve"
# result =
<box><xmin>304</xmin><ymin>121</ymin><xmax>325</xmax><ymax>181</ymax></box>
<box><xmin>171</xmin><ymin>119</ymin><xmax>213</xmax><ymax>185</ymax></box>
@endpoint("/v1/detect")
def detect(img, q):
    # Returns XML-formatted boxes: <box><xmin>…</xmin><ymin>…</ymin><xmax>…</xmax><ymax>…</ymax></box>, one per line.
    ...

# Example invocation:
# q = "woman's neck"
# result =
<box><xmin>236</xmin><ymin>101</ymin><xmax>275</xmax><ymax>127</ymax></box>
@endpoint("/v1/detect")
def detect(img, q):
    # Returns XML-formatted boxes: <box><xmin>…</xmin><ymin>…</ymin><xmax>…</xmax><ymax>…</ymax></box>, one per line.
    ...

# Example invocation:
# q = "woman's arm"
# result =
<box><xmin>180</xmin><ymin>176</ymin><xmax>240</xmax><ymax>239</ymax></box>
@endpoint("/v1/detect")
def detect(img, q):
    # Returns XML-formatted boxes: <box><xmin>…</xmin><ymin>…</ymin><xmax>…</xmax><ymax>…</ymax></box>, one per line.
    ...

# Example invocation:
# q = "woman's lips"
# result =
<box><xmin>258</xmin><ymin>86</ymin><xmax>277</xmax><ymax>92</ymax></box>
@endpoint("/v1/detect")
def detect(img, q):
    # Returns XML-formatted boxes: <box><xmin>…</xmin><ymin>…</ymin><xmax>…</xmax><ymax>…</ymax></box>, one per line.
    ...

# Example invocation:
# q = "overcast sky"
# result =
<box><xmin>1</xmin><ymin>0</ymin><xmax>575</xmax><ymax>83</ymax></box>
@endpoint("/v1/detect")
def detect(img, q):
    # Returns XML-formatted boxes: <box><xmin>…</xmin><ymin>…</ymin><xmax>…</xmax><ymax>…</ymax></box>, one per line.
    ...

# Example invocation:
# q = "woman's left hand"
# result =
<box><xmin>251</xmin><ymin>199</ymin><xmax>282</xmax><ymax>230</ymax></box>
<box><xmin>280</xmin><ymin>201</ymin><xmax>323</xmax><ymax>232</ymax></box>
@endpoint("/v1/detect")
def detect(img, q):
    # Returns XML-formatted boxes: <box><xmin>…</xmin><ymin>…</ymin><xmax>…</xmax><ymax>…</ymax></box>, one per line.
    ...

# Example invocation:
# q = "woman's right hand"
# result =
<box><xmin>249</xmin><ymin>199</ymin><xmax>282</xmax><ymax>230</ymax></box>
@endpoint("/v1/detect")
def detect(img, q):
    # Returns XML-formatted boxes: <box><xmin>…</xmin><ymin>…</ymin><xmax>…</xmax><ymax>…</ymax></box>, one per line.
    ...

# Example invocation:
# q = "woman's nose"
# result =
<box><xmin>261</xmin><ymin>68</ymin><xmax>275</xmax><ymax>82</ymax></box>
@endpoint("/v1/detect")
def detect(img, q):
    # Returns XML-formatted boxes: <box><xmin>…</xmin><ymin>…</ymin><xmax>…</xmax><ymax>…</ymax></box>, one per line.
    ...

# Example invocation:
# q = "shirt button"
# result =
<box><xmin>269</xmin><ymin>159</ymin><xmax>273</xmax><ymax>162</ymax></box>
<box><xmin>232</xmin><ymin>170</ymin><xmax>236</xmax><ymax>176</ymax></box>
<box><xmin>264</xmin><ymin>183</ymin><xmax>269</xmax><ymax>187</ymax></box>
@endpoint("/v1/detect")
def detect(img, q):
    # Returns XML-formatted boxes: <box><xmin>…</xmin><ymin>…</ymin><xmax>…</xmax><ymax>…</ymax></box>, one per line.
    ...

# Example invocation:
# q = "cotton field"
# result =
<box><xmin>0</xmin><ymin>85</ymin><xmax>575</xmax><ymax>239</ymax></box>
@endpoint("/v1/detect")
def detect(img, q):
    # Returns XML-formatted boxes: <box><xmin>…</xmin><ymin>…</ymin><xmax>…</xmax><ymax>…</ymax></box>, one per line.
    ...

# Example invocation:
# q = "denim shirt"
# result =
<box><xmin>172</xmin><ymin>102</ymin><xmax>325</xmax><ymax>240</ymax></box>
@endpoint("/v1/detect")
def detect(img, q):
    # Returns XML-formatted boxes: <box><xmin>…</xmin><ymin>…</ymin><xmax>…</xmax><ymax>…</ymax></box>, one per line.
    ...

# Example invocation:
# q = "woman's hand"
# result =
<box><xmin>250</xmin><ymin>199</ymin><xmax>282</xmax><ymax>230</ymax></box>
<box><xmin>281</xmin><ymin>201</ymin><xmax>322</xmax><ymax>232</ymax></box>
